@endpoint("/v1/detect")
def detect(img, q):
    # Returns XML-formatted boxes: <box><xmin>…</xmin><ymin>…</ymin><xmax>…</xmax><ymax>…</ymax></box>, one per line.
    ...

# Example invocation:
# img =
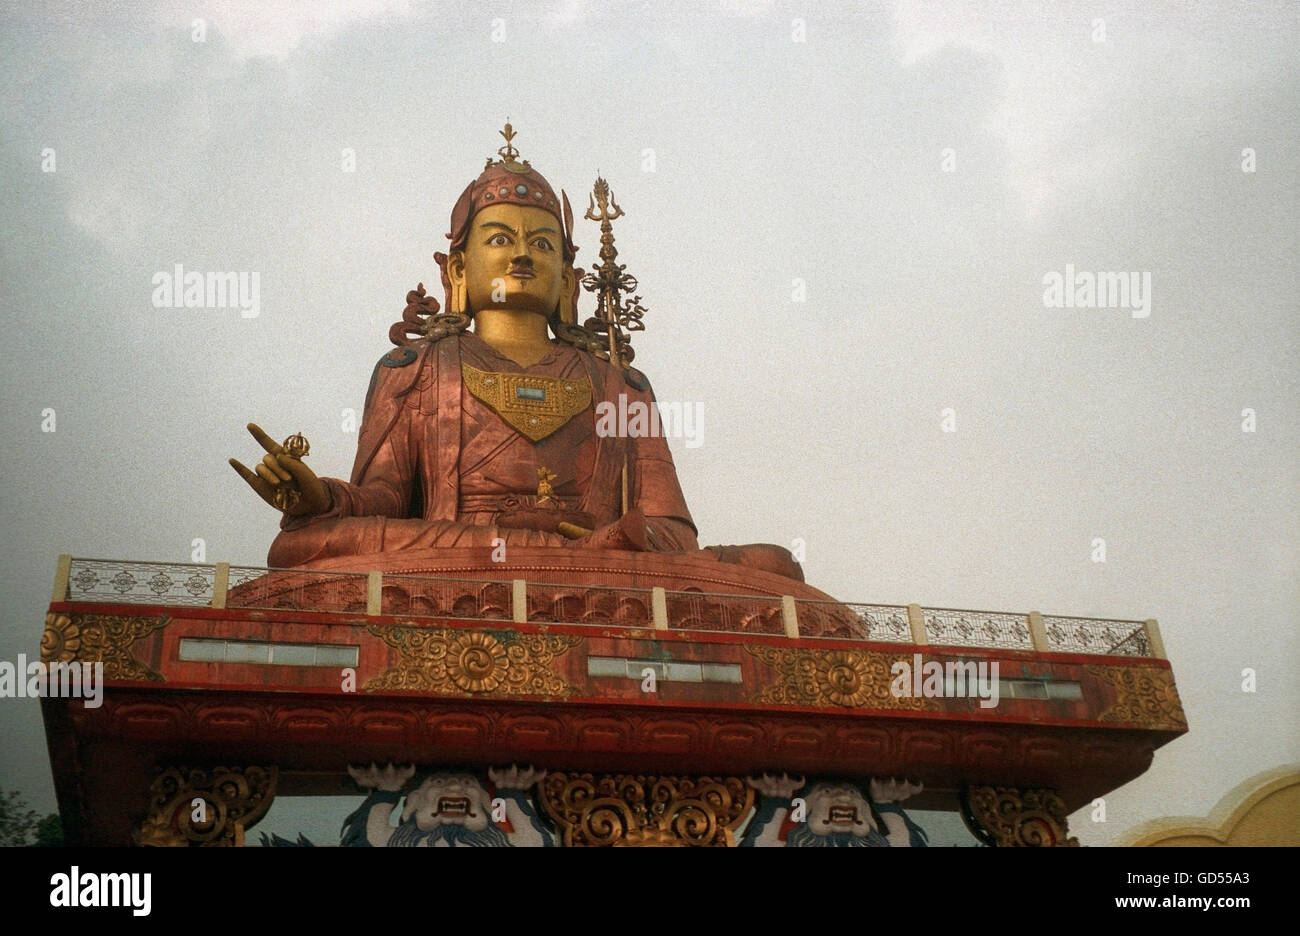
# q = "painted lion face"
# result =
<box><xmin>803</xmin><ymin>782</ymin><xmax>878</xmax><ymax>838</ymax></box>
<box><xmin>402</xmin><ymin>773</ymin><xmax>493</xmax><ymax>832</ymax></box>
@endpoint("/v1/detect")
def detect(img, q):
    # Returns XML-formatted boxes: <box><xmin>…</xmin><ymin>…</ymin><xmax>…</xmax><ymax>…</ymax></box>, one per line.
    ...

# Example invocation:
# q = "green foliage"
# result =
<box><xmin>34</xmin><ymin>812</ymin><xmax>64</xmax><ymax>847</ymax></box>
<box><xmin>0</xmin><ymin>790</ymin><xmax>62</xmax><ymax>846</ymax></box>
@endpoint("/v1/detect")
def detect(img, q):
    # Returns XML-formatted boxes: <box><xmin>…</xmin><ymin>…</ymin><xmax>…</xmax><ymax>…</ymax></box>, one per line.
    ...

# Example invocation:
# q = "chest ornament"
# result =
<box><xmin>461</xmin><ymin>362</ymin><xmax>593</xmax><ymax>442</ymax></box>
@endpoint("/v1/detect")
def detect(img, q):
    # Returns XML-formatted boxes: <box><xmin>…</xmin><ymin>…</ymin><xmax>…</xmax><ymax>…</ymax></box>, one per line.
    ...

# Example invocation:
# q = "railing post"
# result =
<box><xmin>211</xmin><ymin>562</ymin><xmax>230</xmax><ymax>610</ymax></box>
<box><xmin>652</xmin><ymin>587</ymin><xmax>668</xmax><ymax>630</ymax></box>
<box><xmin>906</xmin><ymin>604</ymin><xmax>928</xmax><ymax>645</ymax></box>
<box><xmin>512</xmin><ymin>580</ymin><xmax>528</xmax><ymax>624</ymax></box>
<box><xmin>1144</xmin><ymin>619</ymin><xmax>1166</xmax><ymax>659</ymax></box>
<box><xmin>51</xmin><ymin>554</ymin><xmax>72</xmax><ymax>602</ymax></box>
<box><xmin>366</xmin><ymin>571</ymin><xmax>382</xmax><ymax>616</ymax></box>
<box><xmin>781</xmin><ymin>596</ymin><xmax>799</xmax><ymax>639</ymax></box>
<box><xmin>1027</xmin><ymin>611</ymin><xmax>1048</xmax><ymax>652</ymax></box>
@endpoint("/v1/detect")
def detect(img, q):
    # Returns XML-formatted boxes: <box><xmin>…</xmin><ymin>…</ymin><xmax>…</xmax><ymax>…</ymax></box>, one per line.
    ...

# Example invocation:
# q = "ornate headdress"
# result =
<box><xmin>439</xmin><ymin>124</ymin><xmax>580</xmax><ymax>315</ymax></box>
<box><xmin>390</xmin><ymin>125</ymin><xmax>590</xmax><ymax>348</ymax></box>
<box><xmin>443</xmin><ymin>124</ymin><xmax>579</xmax><ymax>264</ymax></box>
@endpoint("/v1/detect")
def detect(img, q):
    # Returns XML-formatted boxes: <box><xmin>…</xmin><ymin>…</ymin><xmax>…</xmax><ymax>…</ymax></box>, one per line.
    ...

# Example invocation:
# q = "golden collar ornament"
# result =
<box><xmin>461</xmin><ymin>362</ymin><xmax>592</xmax><ymax>442</ymax></box>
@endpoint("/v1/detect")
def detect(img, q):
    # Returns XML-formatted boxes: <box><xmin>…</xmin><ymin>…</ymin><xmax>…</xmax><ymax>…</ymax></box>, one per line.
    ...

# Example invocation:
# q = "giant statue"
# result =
<box><xmin>230</xmin><ymin>125</ymin><xmax>801</xmax><ymax>582</ymax></box>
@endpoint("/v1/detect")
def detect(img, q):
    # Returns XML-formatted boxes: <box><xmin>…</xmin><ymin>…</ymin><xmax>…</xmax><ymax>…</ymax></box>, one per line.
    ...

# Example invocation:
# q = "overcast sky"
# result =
<box><xmin>1</xmin><ymin>0</ymin><xmax>1295</xmax><ymax>845</ymax></box>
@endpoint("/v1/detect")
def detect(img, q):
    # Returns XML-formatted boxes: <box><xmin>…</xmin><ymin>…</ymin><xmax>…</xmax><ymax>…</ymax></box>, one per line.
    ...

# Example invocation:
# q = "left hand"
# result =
<box><xmin>869</xmin><ymin>777</ymin><xmax>923</xmax><ymax>804</ymax></box>
<box><xmin>496</xmin><ymin>507</ymin><xmax>596</xmax><ymax>535</ymax></box>
<box><xmin>747</xmin><ymin>772</ymin><xmax>806</xmax><ymax>799</ymax></box>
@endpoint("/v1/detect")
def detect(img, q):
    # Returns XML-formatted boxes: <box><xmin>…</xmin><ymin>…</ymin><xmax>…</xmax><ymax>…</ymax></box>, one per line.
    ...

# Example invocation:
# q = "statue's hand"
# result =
<box><xmin>496</xmin><ymin>507</ymin><xmax>596</xmax><ymax>535</ymax></box>
<box><xmin>229</xmin><ymin>423</ymin><xmax>330</xmax><ymax>517</ymax></box>
<box><xmin>747</xmin><ymin>772</ymin><xmax>806</xmax><ymax>800</ymax></box>
<box><xmin>487</xmin><ymin>764</ymin><xmax>546</xmax><ymax>792</ymax></box>
<box><xmin>869</xmin><ymin>777</ymin><xmax>923</xmax><ymax>804</ymax></box>
<box><xmin>348</xmin><ymin>762</ymin><xmax>415</xmax><ymax>793</ymax></box>
<box><xmin>572</xmin><ymin>508</ymin><xmax>650</xmax><ymax>551</ymax></box>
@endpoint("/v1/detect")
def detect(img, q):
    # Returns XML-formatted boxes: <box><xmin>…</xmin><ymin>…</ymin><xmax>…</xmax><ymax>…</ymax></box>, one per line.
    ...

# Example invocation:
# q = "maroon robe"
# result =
<box><xmin>267</xmin><ymin>331</ymin><xmax>699</xmax><ymax>567</ymax></box>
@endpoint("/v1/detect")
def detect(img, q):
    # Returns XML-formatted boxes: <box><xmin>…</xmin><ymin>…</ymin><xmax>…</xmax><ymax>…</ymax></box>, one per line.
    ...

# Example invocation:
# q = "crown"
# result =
<box><xmin>486</xmin><ymin>122</ymin><xmax>532</xmax><ymax>175</ymax></box>
<box><xmin>432</xmin><ymin>124</ymin><xmax>583</xmax><ymax>327</ymax></box>
<box><xmin>445</xmin><ymin>123</ymin><xmax>574</xmax><ymax>260</ymax></box>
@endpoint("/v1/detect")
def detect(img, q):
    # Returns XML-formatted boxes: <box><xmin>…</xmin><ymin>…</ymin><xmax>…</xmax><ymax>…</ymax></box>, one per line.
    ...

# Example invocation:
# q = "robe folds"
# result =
<box><xmin>268</xmin><ymin>331</ymin><xmax>700</xmax><ymax>568</ymax></box>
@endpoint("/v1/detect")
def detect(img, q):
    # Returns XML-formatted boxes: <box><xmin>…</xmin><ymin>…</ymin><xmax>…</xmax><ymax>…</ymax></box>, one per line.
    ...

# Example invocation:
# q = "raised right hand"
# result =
<box><xmin>229</xmin><ymin>423</ymin><xmax>330</xmax><ymax>517</ymax></box>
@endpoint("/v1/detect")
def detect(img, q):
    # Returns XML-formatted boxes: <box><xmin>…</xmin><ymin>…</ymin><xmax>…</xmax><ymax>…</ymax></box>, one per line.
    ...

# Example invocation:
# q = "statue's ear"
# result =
<box><xmin>446</xmin><ymin>250</ymin><xmax>469</xmax><ymax>316</ymax></box>
<box><xmin>555</xmin><ymin>263</ymin><xmax>579</xmax><ymax>325</ymax></box>
<box><xmin>447</xmin><ymin>249</ymin><xmax>466</xmax><ymax>285</ymax></box>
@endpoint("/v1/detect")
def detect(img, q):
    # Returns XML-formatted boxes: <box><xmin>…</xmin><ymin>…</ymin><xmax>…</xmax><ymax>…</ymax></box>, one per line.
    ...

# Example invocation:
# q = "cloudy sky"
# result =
<box><xmin>1</xmin><ymin>0</ymin><xmax>1295</xmax><ymax>845</ymax></box>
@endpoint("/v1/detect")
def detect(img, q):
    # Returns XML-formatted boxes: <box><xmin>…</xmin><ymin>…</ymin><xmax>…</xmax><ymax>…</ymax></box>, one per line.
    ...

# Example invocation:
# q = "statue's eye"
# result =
<box><xmin>487</xmin><ymin>233</ymin><xmax>511</xmax><ymax>247</ymax></box>
<box><xmin>531</xmin><ymin>237</ymin><xmax>554</xmax><ymax>252</ymax></box>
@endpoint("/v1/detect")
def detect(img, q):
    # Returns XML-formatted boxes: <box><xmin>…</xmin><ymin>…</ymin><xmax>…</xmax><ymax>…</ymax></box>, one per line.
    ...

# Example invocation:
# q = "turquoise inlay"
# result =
<box><xmin>516</xmin><ymin>386</ymin><xmax>546</xmax><ymax>401</ymax></box>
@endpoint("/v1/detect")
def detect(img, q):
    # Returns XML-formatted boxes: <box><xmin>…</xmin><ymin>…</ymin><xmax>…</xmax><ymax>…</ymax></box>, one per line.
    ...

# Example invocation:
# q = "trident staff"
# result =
<box><xmin>582</xmin><ymin>176</ymin><xmax>648</xmax><ymax>515</ymax></box>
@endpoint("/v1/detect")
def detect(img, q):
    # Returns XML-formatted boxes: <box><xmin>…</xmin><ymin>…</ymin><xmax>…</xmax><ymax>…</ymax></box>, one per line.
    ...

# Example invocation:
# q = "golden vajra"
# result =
<box><xmin>273</xmin><ymin>433</ymin><xmax>311</xmax><ymax>510</ymax></box>
<box><xmin>536</xmin><ymin>466</ymin><xmax>557</xmax><ymax>506</ymax></box>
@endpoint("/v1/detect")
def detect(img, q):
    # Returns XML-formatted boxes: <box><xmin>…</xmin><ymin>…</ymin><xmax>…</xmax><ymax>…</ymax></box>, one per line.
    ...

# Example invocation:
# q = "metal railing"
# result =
<box><xmin>1042</xmin><ymin>614</ymin><xmax>1152</xmax><ymax>656</ymax></box>
<box><xmin>64</xmin><ymin>559</ymin><xmax>217</xmax><ymax>607</ymax></box>
<box><xmin>796</xmin><ymin>601</ymin><xmax>913</xmax><ymax>642</ymax></box>
<box><xmin>922</xmin><ymin>609</ymin><xmax>1036</xmax><ymax>651</ymax></box>
<box><xmin>660</xmin><ymin>590</ymin><xmax>785</xmax><ymax>635</ymax></box>
<box><xmin>50</xmin><ymin>556</ymin><xmax>1163</xmax><ymax>658</ymax></box>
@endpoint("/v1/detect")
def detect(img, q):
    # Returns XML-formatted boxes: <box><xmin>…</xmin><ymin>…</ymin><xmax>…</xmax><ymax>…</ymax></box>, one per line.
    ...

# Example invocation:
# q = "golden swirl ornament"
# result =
<box><xmin>446</xmin><ymin>632</ymin><xmax>509</xmax><ymax>692</ymax></box>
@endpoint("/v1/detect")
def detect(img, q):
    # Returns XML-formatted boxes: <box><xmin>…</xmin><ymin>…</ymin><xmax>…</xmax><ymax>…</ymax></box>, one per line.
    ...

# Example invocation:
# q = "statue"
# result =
<box><xmin>230</xmin><ymin>125</ymin><xmax>801</xmax><ymax>581</ymax></box>
<box><xmin>341</xmin><ymin>763</ymin><xmax>553</xmax><ymax>847</ymax></box>
<box><xmin>740</xmin><ymin>774</ymin><xmax>928</xmax><ymax>847</ymax></box>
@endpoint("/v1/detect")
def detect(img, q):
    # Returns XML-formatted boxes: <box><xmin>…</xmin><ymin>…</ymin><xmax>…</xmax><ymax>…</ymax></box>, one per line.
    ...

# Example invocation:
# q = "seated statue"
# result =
<box><xmin>230</xmin><ymin>126</ymin><xmax>801</xmax><ymax>582</ymax></box>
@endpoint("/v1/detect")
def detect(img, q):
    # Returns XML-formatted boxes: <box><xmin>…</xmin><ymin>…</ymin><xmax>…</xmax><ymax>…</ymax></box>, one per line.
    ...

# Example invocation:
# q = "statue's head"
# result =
<box><xmin>435</xmin><ymin>124</ymin><xmax>582</xmax><ymax>327</ymax></box>
<box><xmin>400</xmin><ymin>770</ymin><xmax>493</xmax><ymax>833</ymax></box>
<box><xmin>802</xmin><ymin>781</ymin><xmax>880</xmax><ymax>839</ymax></box>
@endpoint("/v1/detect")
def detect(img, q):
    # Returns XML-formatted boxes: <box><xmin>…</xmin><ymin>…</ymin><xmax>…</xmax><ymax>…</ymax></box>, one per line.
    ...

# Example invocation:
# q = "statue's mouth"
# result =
<box><xmin>826</xmin><ymin>806</ymin><xmax>860</xmax><ymax>825</ymax></box>
<box><xmin>508</xmin><ymin>266</ymin><xmax>536</xmax><ymax>279</ymax></box>
<box><xmin>433</xmin><ymin>796</ymin><xmax>473</xmax><ymax>817</ymax></box>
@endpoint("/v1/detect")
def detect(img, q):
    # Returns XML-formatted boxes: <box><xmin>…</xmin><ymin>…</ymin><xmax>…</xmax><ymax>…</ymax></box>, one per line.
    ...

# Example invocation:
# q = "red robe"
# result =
<box><xmin>268</xmin><ymin>331</ymin><xmax>699</xmax><ymax>567</ymax></box>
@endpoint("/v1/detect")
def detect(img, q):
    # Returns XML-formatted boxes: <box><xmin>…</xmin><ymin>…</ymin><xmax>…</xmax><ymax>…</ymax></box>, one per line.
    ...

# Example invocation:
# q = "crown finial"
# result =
<box><xmin>486</xmin><ymin>121</ymin><xmax>531</xmax><ymax>173</ymax></box>
<box><xmin>498</xmin><ymin>122</ymin><xmax>520</xmax><ymax>164</ymax></box>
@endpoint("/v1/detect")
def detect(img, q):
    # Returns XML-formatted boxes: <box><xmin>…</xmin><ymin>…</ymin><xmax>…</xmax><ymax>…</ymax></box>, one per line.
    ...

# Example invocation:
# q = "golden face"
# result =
<box><xmin>451</xmin><ymin>203</ymin><xmax>573</xmax><ymax>319</ymax></box>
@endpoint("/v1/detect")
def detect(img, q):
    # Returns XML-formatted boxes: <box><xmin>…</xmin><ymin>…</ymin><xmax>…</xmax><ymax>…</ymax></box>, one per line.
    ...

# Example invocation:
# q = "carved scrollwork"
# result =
<box><xmin>744</xmin><ymin>645</ymin><xmax>938</xmax><ymax>711</ymax></box>
<box><xmin>1087</xmin><ymin>664</ymin><xmax>1188</xmax><ymax>732</ymax></box>
<box><xmin>42</xmin><ymin>612</ymin><xmax>167</xmax><ymax>682</ymax></box>
<box><xmin>136</xmin><ymin>766</ymin><xmax>277</xmax><ymax>847</ymax></box>
<box><xmin>960</xmin><ymin>785</ymin><xmax>1080</xmax><ymax>847</ymax></box>
<box><xmin>539</xmin><ymin>772</ymin><xmax>753</xmax><ymax>847</ymax></box>
<box><xmin>364</xmin><ymin>625</ymin><xmax>582</xmax><ymax>696</ymax></box>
